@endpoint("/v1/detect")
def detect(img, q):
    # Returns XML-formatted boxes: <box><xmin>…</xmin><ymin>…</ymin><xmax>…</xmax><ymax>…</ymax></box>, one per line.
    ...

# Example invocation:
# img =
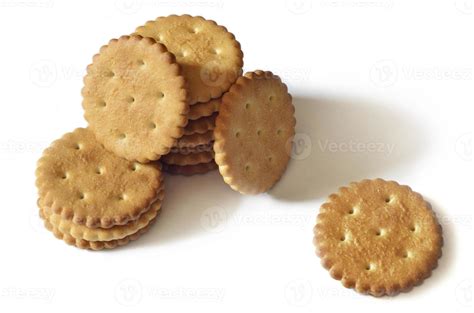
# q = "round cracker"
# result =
<box><xmin>134</xmin><ymin>15</ymin><xmax>243</xmax><ymax>104</ymax></box>
<box><xmin>41</xmin><ymin>208</ymin><xmax>155</xmax><ymax>251</ymax></box>
<box><xmin>174</xmin><ymin>130</ymin><xmax>214</xmax><ymax>148</ymax></box>
<box><xmin>314</xmin><ymin>179</ymin><xmax>443</xmax><ymax>296</ymax></box>
<box><xmin>163</xmin><ymin>161</ymin><xmax>217</xmax><ymax>176</ymax></box>
<box><xmin>40</xmin><ymin>189</ymin><xmax>164</xmax><ymax>242</ymax></box>
<box><xmin>170</xmin><ymin>143</ymin><xmax>213</xmax><ymax>155</ymax></box>
<box><xmin>188</xmin><ymin>97</ymin><xmax>220</xmax><ymax>120</ymax></box>
<box><xmin>184</xmin><ymin>113</ymin><xmax>217</xmax><ymax>135</ymax></box>
<box><xmin>82</xmin><ymin>35</ymin><xmax>188</xmax><ymax>162</ymax></box>
<box><xmin>161</xmin><ymin>150</ymin><xmax>214</xmax><ymax>166</ymax></box>
<box><xmin>214</xmin><ymin>70</ymin><xmax>295</xmax><ymax>194</ymax></box>
<box><xmin>35</xmin><ymin>128</ymin><xmax>163</xmax><ymax>229</ymax></box>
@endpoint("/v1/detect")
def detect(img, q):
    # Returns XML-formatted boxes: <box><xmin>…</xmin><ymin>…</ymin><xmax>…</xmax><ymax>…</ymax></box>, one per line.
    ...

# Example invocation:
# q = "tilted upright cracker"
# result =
<box><xmin>214</xmin><ymin>70</ymin><xmax>296</xmax><ymax>194</ymax></box>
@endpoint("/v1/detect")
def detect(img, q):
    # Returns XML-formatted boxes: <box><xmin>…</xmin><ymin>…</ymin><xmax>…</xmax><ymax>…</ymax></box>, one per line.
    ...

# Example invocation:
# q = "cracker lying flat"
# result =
<box><xmin>170</xmin><ymin>143</ymin><xmax>213</xmax><ymax>155</ymax></box>
<box><xmin>163</xmin><ymin>161</ymin><xmax>217</xmax><ymax>176</ymax></box>
<box><xmin>40</xmin><ymin>189</ymin><xmax>164</xmax><ymax>241</ymax></box>
<box><xmin>41</xmin><ymin>208</ymin><xmax>155</xmax><ymax>251</ymax></box>
<box><xmin>314</xmin><ymin>179</ymin><xmax>443</xmax><ymax>296</ymax></box>
<box><xmin>174</xmin><ymin>130</ymin><xmax>214</xmax><ymax>148</ymax></box>
<box><xmin>82</xmin><ymin>35</ymin><xmax>188</xmax><ymax>162</ymax></box>
<box><xmin>35</xmin><ymin>128</ymin><xmax>163</xmax><ymax>228</ymax></box>
<box><xmin>161</xmin><ymin>150</ymin><xmax>214</xmax><ymax>166</ymax></box>
<box><xmin>184</xmin><ymin>113</ymin><xmax>217</xmax><ymax>135</ymax></box>
<box><xmin>188</xmin><ymin>97</ymin><xmax>220</xmax><ymax>120</ymax></box>
<box><xmin>214</xmin><ymin>70</ymin><xmax>295</xmax><ymax>194</ymax></box>
<box><xmin>134</xmin><ymin>15</ymin><xmax>243</xmax><ymax>104</ymax></box>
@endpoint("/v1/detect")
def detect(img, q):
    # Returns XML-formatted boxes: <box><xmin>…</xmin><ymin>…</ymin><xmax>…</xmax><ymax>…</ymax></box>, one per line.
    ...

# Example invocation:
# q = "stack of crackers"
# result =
<box><xmin>35</xmin><ymin>15</ymin><xmax>296</xmax><ymax>250</ymax></box>
<box><xmin>34</xmin><ymin>14</ymin><xmax>443</xmax><ymax>298</ymax></box>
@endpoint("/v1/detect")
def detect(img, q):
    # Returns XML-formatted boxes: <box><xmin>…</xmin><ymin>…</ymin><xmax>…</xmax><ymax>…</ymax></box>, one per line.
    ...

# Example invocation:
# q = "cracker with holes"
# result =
<box><xmin>36</xmin><ymin>128</ymin><xmax>163</xmax><ymax>230</ymax></box>
<box><xmin>314</xmin><ymin>179</ymin><xmax>443</xmax><ymax>296</ymax></box>
<box><xmin>214</xmin><ymin>70</ymin><xmax>295</xmax><ymax>194</ymax></box>
<box><xmin>134</xmin><ymin>15</ymin><xmax>243</xmax><ymax>104</ymax></box>
<box><xmin>39</xmin><ymin>189</ymin><xmax>163</xmax><ymax>242</ymax></box>
<box><xmin>163</xmin><ymin>161</ymin><xmax>218</xmax><ymax>176</ymax></box>
<box><xmin>40</xmin><ymin>207</ymin><xmax>156</xmax><ymax>251</ymax></box>
<box><xmin>82</xmin><ymin>35</ymin><xmax>188</xmax><ymax>162</ymax></box>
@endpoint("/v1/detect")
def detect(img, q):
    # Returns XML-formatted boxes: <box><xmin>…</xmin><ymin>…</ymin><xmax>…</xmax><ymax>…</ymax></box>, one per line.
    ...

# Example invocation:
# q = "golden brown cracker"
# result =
<box><xmin>174</xmin><ymin>130</ymin><xmax>214</xmax><ymax>148</ymax></box>
<box><xmin>214</xmin><ymin>70</ymin><xmax>295</xmax><ymax>194</ymax></box>
<box><xmin>161</xmin><ymin>150</ymin><xmax>214</xmax><ymax>166</ymax></box>
<box><xmin>82</xmin><ymin>35</ymin><xmax>188</xmax><ymax>162</ymax></box>
<box><xmin>188</xmin><ymin>97</ymin><xmax>220</xmax><ymax>120</ymax></box>
<box><xmin>35</xmin><ymin>128</ymin><xmax>163</xmax><ymax>229</ymax></box>
<box><xmin>170</xmin><ymin>143</ymin><xmax>213</xmax><ymax>155</ymax></box>
<box><xmin>41</xmin><ymin>208</ymin><xmax>155</xmax><ymax>251</ymax></box>
<box><xmin>135</xmin><ymin>15</ymin><xmax>243</xmax><ymax>104</ymax></box>
<box><xmin>184</xmin><ymin>113</ymin><xmax>217</xmax><ymax>135</ymax></box>
<box><xmin>163</xmin><ymin>161</ymin><xmax>217</xmax><ymax>176</ymax></box>
<box><xmin>41</xmin><ymin>189</ymin><xmax>164</xmax><ymax>242</ymax></box>
<box><xmin>314</xmin><ymin>179</ymin><xmax>443</xmax><ymax>296</ymax></box>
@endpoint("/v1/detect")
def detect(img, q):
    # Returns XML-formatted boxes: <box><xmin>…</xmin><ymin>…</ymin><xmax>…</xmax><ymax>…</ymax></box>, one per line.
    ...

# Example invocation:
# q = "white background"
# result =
<box><xmin>0</xmin><ymin>0</ymin><xmax>472</xmax><ymax>312</ymax></box>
